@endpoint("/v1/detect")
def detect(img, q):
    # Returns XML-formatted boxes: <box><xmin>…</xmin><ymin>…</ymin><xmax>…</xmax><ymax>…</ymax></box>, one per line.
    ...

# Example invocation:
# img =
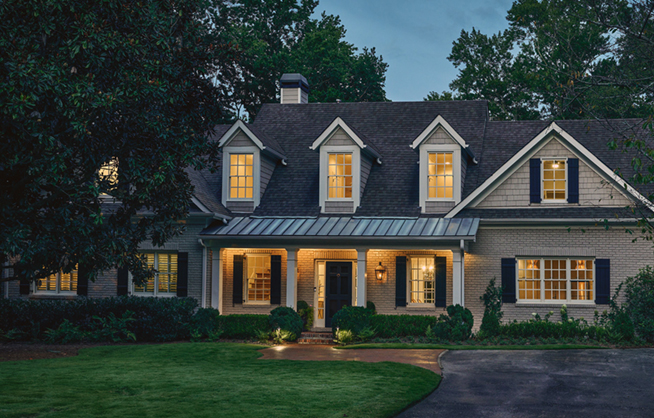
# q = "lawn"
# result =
<box><xmin>338</xmin><ymin>343</ymin><xmax>605</xmax><ymax>350</ymax></box>
<box><xmin>0</xmin><ymin>343</ymin><xmax>440</xmax><ymax>418</ymax></box>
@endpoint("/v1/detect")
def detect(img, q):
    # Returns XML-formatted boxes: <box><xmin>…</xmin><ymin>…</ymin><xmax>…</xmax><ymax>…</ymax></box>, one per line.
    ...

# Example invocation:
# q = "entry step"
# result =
<box><xmin>298</xmin><ymin>332</ymin><xmax>334</xmax><ymax>345</ymax></box>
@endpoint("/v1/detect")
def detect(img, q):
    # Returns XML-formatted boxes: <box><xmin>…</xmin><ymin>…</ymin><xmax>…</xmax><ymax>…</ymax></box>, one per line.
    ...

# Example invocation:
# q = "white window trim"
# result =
<box><xmin>541</xmin><ymin>157</ymin><xmax>568</xmax><ymax>204</ymax></box>
<box><xmin>515</xmin><ymin>257</ymin><xmax>596</xmax><ymax>305</ymax></box>
<box><xmin>33</xmin><ymin>271</ymin><xmax>77</xmax><ymax>295</ymax></box>
<box><xmin>406</xmin><ymin>255</ymin><xmax>436</xmax><ymax>307</ymax></box>
<box><xmin>130</xmin><ymin>252</ymin><xmax>178</xmax><ymax>298</ymax></box>
<box><xmin>420</xmin><ymin>144</ymin><xmax>461</xmax><ymax>212</ymax></box>
<box><xmin>319</xmin><ymin>145</ymin><xmax>361</xmax><ymax>212</ymax></box>
<box><xmin>222</xmin><ymin>146</ymin><xmax>261</xmax><ymax>208</ymax></box>
<box><xmin>243</xmin><ymin>254</ymin><xmax>272</xmax><ymax>305</ymax></box>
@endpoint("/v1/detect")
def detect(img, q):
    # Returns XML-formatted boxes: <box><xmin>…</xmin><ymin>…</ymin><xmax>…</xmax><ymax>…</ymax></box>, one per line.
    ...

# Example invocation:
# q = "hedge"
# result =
<box><xmin>217</xmin><ymin>314</ymin><xmax>270</xmax><ymax>339</ymax></box>
<box><xmin>370</xmin><ymin>315</ymin><xmax>439</xmax><ymax>338</ymax></box>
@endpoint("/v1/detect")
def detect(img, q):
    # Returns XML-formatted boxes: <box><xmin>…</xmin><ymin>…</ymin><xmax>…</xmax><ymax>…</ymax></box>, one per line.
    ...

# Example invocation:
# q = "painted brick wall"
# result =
<box><xmin>475</xmin><ymin>138</ymin><xmax>633</xmax><ymax>208</ymax></box>
<box><xmin>465</xmin><ymin>226</ymin><xmax>654</xmax><ymax>328</ymax></box>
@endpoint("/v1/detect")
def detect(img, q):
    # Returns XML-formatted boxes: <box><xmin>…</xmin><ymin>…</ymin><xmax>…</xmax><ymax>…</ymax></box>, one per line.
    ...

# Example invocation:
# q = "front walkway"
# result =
<box><xmin>258</xmin><ymin>344</ymin><xmax>444</xmax><ymax>375</ymax></box>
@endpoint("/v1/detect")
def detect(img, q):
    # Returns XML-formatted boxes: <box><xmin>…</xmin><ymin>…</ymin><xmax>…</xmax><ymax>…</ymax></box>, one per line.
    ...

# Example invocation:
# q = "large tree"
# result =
<box><xmin>0</xmin><ymin>0</ymin><xmax>235</xmax><ymax>285</ymax></box>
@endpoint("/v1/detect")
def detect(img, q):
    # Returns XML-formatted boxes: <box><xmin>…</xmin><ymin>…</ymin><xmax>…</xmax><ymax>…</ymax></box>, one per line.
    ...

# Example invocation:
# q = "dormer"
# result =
<box><xmin>310</xmin><ymin>117</ymin><xmax>382</xmax><ymax>214</ymax></box>
<box><xmin>217</xmin><ymin>120</ymin><xmax>286</xmax><ymax>213</ymax></box>
<box><xmin>411</xmin><ymin>115</ymin><xmax>475</xmax><ymax>214</ymax></box>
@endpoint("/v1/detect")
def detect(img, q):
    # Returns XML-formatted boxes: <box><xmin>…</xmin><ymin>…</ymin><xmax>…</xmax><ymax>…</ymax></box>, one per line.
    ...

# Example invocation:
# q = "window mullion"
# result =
<box><xmin>540</xmin><ymin>258</ymin><xmax>544</xmax><ymax>302</ymax></box>
<box><xmin>566</xmin><ymin>259</ymin><xmax>571</xmax><ymax>302</ymax></box>
<box><xmin>153</xmin><ymin>255</ymin><xmax>158</xmax><ymax>296</ymax></box>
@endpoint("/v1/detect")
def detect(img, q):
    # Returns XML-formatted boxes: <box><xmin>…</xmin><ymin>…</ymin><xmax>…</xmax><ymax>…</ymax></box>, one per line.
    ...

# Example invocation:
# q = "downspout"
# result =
<box><xmin>199</xmin><ymin>239</ymin><xmax>208</xmax><ymax>308</ymax></box>
<box><xmin>460</xmin><ymin>239</ymin><xmax>465</xmax><ymax>306</ymax></box>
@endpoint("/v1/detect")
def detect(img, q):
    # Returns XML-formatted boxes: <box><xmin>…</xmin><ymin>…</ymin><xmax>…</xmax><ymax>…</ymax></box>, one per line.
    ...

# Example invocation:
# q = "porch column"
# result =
<box><xmin>211</xmin><ymin>248</ymin><xmax>224</xmax><ymax>314</ymax></box>
<box><xmin>452</xmin><ymin>247</ymin><xmax>465</xmax><ymax>306</ymax></box>
<box><xmin>356</xmin><ymin>249</ymin><xmax>367</xmax><ymax>307</ymax></box>
<box><xmin>286</xmin><ymin>248</ymin><xmax>299</xmax><ymax>309</ymax></box>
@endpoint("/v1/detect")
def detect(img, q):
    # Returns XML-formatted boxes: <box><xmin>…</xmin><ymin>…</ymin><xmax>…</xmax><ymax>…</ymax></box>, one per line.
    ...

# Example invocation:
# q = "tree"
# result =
<box><xmin>0</xmin><ymin>0</ymin><xmax>236</xmax><ymax>285</ymax></box>
<box><xmin>424</xmin><ymin>91</ymin><xmax>456</xmax><ymax>101</ymax></box>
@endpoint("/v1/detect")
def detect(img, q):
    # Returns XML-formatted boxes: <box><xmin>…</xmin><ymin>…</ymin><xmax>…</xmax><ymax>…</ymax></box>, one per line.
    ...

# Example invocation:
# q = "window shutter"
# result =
<box><xmin>176</xmin><ymin>252</ymin><xmax>188</xmax><ymax>297</ymax></box>
<box><xmin>501</xmin><ymin>258</ymin><xmax>517</xmax><ymax>303</ymax></box>
<box><xmin>77</xmin><ymin>264</ymin><xmax>89</xmax><ymax>296</ymax></box>
<box><xmin>568</xmin><ymin>158</ymin><xmax>579</xmax><ymax>203</ymax></box>
<box><xmin>395</xmin><ymin>256</ymin><xmax>407</xmax><ymax>307</ymax></box>
<box><xmin>434</xmin><ymin>256</ymin><xmax>447</xmax><ymax>307</ymax></box>
<box><xmin>233</xmin><ymin>254</ymin><xmax>244</xmax><ymax>304</ymax></box>
<box><xmin>270</xmin><ymin>255</ymin><xmax>281</xmax><ymax>305</ymax></box>
<box><xmin>117</xmin><ymin>267</ymin><xmax>129</xmax><ymax>296</ymax></box>
<box><xmin>530</xmin><ymin>159</ymin><xmax>541</xmax><ymax>203</ymax></box>
<box><xmin>595</xmin><ymin>259</ymin><xmax>610</xmax><ymax>304</ymax></box>
<box><xmin>19</xmin><ymin>279</ymin><xmax>30</xmax><ymax>295</ymax></box>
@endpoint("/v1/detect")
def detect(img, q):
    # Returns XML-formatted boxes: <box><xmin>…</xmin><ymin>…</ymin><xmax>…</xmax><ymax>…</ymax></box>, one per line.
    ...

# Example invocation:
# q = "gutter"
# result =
<box><xmin>478</xmin><ymin>218</ymin><xmax>642</xmax><ymax>227</ymax></box>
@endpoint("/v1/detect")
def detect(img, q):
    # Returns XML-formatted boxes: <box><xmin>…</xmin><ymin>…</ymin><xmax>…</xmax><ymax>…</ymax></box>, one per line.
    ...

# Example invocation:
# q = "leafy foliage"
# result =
<box><xmin>426</xmin><ymin>305</ymin><xmax>475</xmax><ymax>341</ymax></box>
<box><xmin>268</xmin><ymin>307</ymin><xmax>303</xmax><ymax>340</ymax></box>
<box><xmin>371</xmin><ymin>315</ymin><xmax>439</xmax><ymax>338</ymax></box>
<box><xmin>331</xmin><ymin>306</ymin><xmax>374</xmax><ymax>336</ymax></box>
<box><xmin>478</xmin><ymin>278</ymin><xmax>504</xmax><ymax>337</ymax></box>
<box><xmin>190</xmin><ymin>308</ymin><xmax>222</xmax><ymax>341</ymax></box>
<box><xmin>297</xmin><ymin>300</ymin><xmax>314</xmax><ymax>331</ymax></box>
<box><xmin>618</xmin><ymin>266</ymin><xmax>654</xmax><ymax>342</ymax></box>
<box><xmin>90</xmin><ymin>311</ymin><xmax>137</xmax><ymax>343</ymax></box>
<box><xmin>217</xmin><ymin>314</ymin><xmax>270</xmax><ymax>339</ymax></box>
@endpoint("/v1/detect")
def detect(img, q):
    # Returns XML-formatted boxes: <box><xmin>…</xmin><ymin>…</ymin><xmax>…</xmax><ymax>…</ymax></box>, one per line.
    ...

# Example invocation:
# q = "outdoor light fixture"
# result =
<box><xmin>375</xmin><ymin>262</ymin><xmax>386</xmax><ymax>281</ymax></box>
<box><xmin>552</xmin><ymin>161</ymin><xmax>560</xmax><ymax>168</ymax></box>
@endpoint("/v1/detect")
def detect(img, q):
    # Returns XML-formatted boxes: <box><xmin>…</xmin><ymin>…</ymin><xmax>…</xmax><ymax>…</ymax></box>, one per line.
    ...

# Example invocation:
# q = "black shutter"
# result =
<box><xmin>233</xmin><ymin>254</ymin><xmax>244</xmax><ymax>304</ymax></box>
<box><xmin>395</xmin><ymin>256</ymin><xmax>407</xmax><ymax>307</ymax></box>
<box><xmin>434</xmin><ymin>256</ymin><xmax>447</xmax><ymax>307</ymax></box>
<box><xmin>177</xmin><ymin>252</ymin><xmax>188</xmax><ymax>297</ymax></box>
<box><xmin>117</xmin><ymin>267</ymin><xmax>129</xmax><ymax>296</ymax></box>
<box><xmin>270</xmin><ymin>255</ymin><xmax>281</xmax><ymax>305</ymax></box>
<box><xmin>568</xmin><ymin>158</ymin><xmax>579</xmax><ymax>203</ymax></box>
<box><xmin>530</xmin><ymin>158</ymin><xmax>541</xmax><ymax>203</ymax></box>
<box><xmin>19</xmin><ymin>279</ymin><xmax>30</xmax><ymax>295</ymax></box>
<box><xmin>501</xmin><ymin>258</ymin><xmax>517</xmax><ymax>303</ymax></box>
<box><xmin>77</xmin><ymin>264</ymin><xmax>89</xmax><ymax>296</ymax></box>
<box><xmin>595</xmin><ymin>259</ymin><xmax>610</xmax><ymax>304</ymax></box>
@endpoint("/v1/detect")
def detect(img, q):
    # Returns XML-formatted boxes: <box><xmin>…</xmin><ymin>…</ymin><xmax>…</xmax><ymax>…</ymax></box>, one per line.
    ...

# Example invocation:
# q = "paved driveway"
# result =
<box><xmin>398</xmin><ymin>349</ymin><xmax>654</xmax><ymax>418</ymax></box>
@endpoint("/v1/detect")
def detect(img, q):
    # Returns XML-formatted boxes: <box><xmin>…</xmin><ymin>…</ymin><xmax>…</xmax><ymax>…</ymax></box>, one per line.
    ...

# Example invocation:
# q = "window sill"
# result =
<box><xmin>30</xmin><ymin>293</ymin><xmax>78</xmax><ymax>300</ymax></box>
<box><xmin>515</xmin><ymin>301</ymin><xmax>595</xmax><ymax>307</ymax></box>
<box><xmin>406</xmin><ymin>304</ymin><xmax>439</xmax><ymax>311</ymax></box>
<box><xmin>130</xmin><ymin>293</ymin><xmax>177</xmax><ymax>298</ymax></box>
<box><xmin>242</xmin><ymin>302</ymin><xmax>271</xmax><ymax>307</ymax></box>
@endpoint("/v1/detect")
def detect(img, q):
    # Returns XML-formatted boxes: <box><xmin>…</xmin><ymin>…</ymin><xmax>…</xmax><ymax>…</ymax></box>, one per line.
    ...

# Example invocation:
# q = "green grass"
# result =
<box><xmin>337</xmin><ymin>343</ymin><xmax>606</xmax><ymax>350</ymax></box>
<box><xmin>0</xmin><ymin>343</ymin><xmax>440</xmax><ymax>418</ymax></box>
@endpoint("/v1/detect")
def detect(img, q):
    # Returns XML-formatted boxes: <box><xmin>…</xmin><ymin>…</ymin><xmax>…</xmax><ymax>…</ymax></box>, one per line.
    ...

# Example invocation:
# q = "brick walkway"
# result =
<box><xmin>258</xmin><ymin>345</ymin><xmax>444</xmax><ymax>374</ymax></box>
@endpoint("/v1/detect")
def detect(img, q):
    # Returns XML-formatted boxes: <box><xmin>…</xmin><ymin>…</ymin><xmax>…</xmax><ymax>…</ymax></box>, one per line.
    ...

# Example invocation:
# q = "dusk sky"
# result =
<box><xmin>314</xmin><ymin>0</ymin><xmax>515</xmax><ymax>102</ymax></box>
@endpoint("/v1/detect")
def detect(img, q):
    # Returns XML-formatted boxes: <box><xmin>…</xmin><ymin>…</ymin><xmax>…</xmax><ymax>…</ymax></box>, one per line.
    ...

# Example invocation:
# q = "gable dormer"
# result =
<box><xmin>310</xmin><ymin>117</ymin><xmax>381</xmax><ymax>214</ymax></box>
<box><xmin>411</xmin><ymin>115</ymin><xmax>474</xmax><ymax>214</ymax></box>
<box><xmin>218</xmin><ymin>120</ymin><xmax>286</xmax><ymax>213</ymax></box>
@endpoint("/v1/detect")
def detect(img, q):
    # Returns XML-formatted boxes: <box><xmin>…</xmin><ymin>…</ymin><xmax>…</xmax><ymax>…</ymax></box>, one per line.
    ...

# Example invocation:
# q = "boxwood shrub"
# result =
<box><xmin>371</xmin><ymin>314</ymin><xmax>439</xmax><ymax>338</ymax></box>
<box><xmin>268</xmin><ymin>307</ymin><xmax>303</xmax><ymax>340</ymax></box>
<box><xmin>217</xmin><ymin>314</ymin><xmax>270</xmax><ymax>339</ymax></box>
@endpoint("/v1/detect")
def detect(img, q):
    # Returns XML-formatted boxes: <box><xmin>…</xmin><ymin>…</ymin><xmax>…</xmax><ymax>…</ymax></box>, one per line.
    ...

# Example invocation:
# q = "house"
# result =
<box><xmin>7</xmin><ymin>73</ymin><xmax>654</xmax><ymax>329</ymax></box>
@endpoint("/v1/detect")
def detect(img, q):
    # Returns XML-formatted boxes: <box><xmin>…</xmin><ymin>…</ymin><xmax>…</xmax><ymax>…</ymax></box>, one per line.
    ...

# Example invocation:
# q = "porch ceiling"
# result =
<box><xmin>200</xmin><ymin>216</ymin><xmax>479</xmax><ymax>243</ymax></box>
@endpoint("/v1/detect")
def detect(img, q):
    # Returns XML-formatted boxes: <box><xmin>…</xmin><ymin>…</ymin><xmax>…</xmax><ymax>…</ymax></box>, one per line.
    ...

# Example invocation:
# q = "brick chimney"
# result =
<box><xmin>280</xmin><ymin>73</ymin><xmax>309</xmax><ymax>104</ymax></box>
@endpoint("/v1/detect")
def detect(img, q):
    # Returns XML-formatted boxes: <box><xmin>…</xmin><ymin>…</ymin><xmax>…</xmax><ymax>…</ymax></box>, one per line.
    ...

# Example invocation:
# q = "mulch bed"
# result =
<box><xmin>0</xmin><ymin>343</ymin><xmax>103</xmax><ymax>362</ymax></box>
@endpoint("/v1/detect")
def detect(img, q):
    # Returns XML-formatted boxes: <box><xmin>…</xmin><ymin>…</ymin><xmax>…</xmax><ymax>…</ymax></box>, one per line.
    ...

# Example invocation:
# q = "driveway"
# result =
<box><xmin>398</xmin><ymin>349</ymin><xmax>654</xmax><ymax>418</ymax></box>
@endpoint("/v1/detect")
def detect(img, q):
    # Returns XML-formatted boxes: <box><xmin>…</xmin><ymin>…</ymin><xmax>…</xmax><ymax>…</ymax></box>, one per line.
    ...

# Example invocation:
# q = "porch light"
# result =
<box><xmin>375</xmin><ymin>262</ymin><xmax>386</xmax><ymax>281</ymax></box>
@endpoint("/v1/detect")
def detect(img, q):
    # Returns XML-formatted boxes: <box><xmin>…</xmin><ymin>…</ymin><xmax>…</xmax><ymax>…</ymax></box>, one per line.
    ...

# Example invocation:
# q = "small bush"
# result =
<box><xmin>621</xmin><ymin>266</ymin><xmax>654</xmax><ymax>342</ymax></box>
<box><xmin>371</xmin><ymin>314</ymin><xmax>438</xmax><ymax>338</ymax></box>
<box><xmin>217</xmin><ymin>314</ymin><xmax>270</xmax><ymax>339</ymax></box>
<box><xmin>191</xmin><ymin>308</ymin><xmax>221</xmax><ymax>340</ymax></box>
<box><xmin>44</xmin><ymin>319</ymin><xmax>86</xmax><ymax>344</ymax></box>
<box><xmin>357</xmin><ymin>327</ymin><xmax>377</xmax><ymax>342</ymax></box>
<box><xmin>478</xmin><ymin>278</ymin><xmax>503</xmax><ymax>338</ymax></box>
<box><xmin>272</xmin><ymin>328</ymin><xmax>296</xmax><ymax>344</ymax></box>
<box><xmin>425</xmin><ymin>305</ymin><xmax>474</xmax><ymax>341</ymax></box>
<box><xmin>256</xmin><ymin>329</ymin><xmax>271</xmax><ymax>343</ymax></box>
<box><xmin>366</xmin><ymin>301</ymin><xmax>376</xmax><ymax>314</ymax></box>
<box><xmin>268</xmin><ymin>307</ymin><xmax>303</xmax><ymax>340</ymax></box>
<box><xmin>331</xmin><ymin>306</ymin><xmax>374</xmax><ymax>336</ymax></box>
<box><xmin>297</xmin><ymin>300</ymin><xmax>314</xmax><ymax>331</ymax></box>
<box><xmin>334</xmin><ymin>329</ymin><xmax>354</xmax><ymax>345</ymax></box>
<box><xmin>89</xmin><ymin>311</ymin><xmax>137</xmax><ymax>343</ymax></box>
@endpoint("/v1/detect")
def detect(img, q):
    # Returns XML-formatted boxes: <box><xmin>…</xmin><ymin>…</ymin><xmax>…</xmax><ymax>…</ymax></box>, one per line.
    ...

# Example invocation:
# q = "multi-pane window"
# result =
<box><xmin>409</xmin><ymin>257</ymin><xmax>435</xmax><ymax>304</ymax></box>
<box><xmin>542</xmin><ymin>160</ymin><xmax>566</xmax><ymax>201</ymax></box>
<box><xmin>98</xmin><ymin>158</ymin><xmax>119</xmax><ymax>186</ymax></box>
<box><xmin>36</xmin><ymin>268</ymin><xmax>78</xmax><ymax>294</ymax></box>
<box><xmin>328</xmin><ymin>153</ymin><xmax>352</xmax><ymax>199</ymax></box>
<box><xmin>133</xmin><ymin>253</ymin><xmax>178</xmax><ymax>296</ymax></box>
<box><xmin>229</xmin><ymin>154</ymin><xmax>254</xmax><ymax>199</ymax></box>
<box><xmin>246</xmin><ymin>255</ymin><xmax>271</xmax><ymax>303</ymax></box>
<box><xmin>428</xmin><ymin>152</ymin><xmax>453</xmax><ymax>199</ymax></box>
<box><xmin>518</xmin><ymin>258</ymin><xmax>594</xmax><ymax>302</ymax></box>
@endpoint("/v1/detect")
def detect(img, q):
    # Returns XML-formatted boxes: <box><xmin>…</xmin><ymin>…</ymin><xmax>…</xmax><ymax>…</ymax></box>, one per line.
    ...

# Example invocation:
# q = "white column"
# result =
<box><xmin>286</xmin><ymin>248</ymin><xmax>299</xmax><ymax>310</ymax></box>
<box><xmin>452</xmin><ymin>249</ymin><xmax>465</xmax><ymax>306</ymax></box>
<box><xmin>211</xmin><ymin>248</ymin><xmax>224</xmax><ymax>314</ymax></box>
<box><xmin>356</xmin><ymin>249</ymin><xmax>367</xmax><ymax>307</ymax></box>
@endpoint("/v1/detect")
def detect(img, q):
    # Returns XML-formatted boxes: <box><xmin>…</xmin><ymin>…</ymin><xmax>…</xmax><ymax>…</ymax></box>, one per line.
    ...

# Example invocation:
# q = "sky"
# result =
<box><xmin>313</xmin><ymin>0</ymin><xmax>515</xmax><ymax>102</ymax></box>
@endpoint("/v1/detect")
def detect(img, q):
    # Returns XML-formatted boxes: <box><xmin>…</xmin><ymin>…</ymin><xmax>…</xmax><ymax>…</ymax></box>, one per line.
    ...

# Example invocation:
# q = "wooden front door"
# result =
<box><xmin>325</xmin><ymin>262</ymin><xmax>352</xmax><ymax>327</ymax></box>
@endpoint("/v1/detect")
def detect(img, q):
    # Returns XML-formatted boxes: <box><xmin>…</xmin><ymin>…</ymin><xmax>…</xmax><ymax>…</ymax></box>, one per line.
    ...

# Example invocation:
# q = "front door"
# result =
<box><xmin>325</xmin><ymin>262</ymin><xmax>352</xmax><ymax>327</ymax></box>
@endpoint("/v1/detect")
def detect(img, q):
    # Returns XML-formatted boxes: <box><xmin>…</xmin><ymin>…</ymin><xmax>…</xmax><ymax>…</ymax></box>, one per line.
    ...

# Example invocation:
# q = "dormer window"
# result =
<box><xmin>428</xmin><ymin>152</ymin><xmax>454</xmax><ymax>199</ymax></box>
<box><xmin>542</xmin><ymin>159</ymin><xmax>566</xmax><ymax>201</ymax></box>
<box><xmin>328</xmin><ymin>153</ymin><xmax>353</xmax><ymax>199</ymax></box>
<box><xmin>230</xmin><ymin>154</ymin><xmax>254</xmax><ymax>199</ymax></box>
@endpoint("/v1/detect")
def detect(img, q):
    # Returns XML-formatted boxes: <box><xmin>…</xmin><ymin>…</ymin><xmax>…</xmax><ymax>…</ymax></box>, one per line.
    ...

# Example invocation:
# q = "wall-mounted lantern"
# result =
<box><xmin>375</xmin><ymin>262</ymin><xmax>386</xmax><ymax>281</ymax></box>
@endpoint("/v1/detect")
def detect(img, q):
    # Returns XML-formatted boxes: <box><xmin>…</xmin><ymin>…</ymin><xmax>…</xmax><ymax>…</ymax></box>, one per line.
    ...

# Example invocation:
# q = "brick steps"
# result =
<box><xmin>297</xmin><ymin>331</ymin><xmax>334</xmax><ymax>345</ymax></box>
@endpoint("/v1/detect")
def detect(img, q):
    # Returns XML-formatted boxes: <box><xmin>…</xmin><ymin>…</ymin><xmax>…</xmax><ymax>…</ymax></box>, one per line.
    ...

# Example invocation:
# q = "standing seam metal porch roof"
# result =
<box><xmin>201</xmin><ymin>217</ymin><xmax>480</xmax><ymax>239</ymax></box>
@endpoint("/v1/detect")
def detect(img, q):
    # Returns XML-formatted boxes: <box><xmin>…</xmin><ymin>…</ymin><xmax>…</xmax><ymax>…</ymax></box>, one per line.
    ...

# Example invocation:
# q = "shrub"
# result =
<box><xmin>425</xmin><ymin>305</ymin><xmax>474</xmax><ymax>341</ymax></box>
<box><xmin>191</xmin><ymin>308</ymin><xmax>221</xmax><ymax>340</ymax></box>
<box><xmin>621</xmin><ymin>266</ymin><xmax>654</xmax><ymax>342</ymax></box>
<box><xmin>272</xmin><ymin>328</ymin><xmax>296</xmax><ymax>344</ymax></box>
<box><xmin>334</xmin><ymin>329</ymin><xmax>354</xmax><ymax>345</ymax></box>
<box><xmin>44</xmin><ymin>319</ymin><xmax>86</xmax><ymax>344</ymax></box>
<box><xmin>268</xmin><ymin>307</ymin><xmax>303</xmax><ymax>341</ymax></box>
<box><xmin>331</xmin><ymin>306</ymin><xmax>373</xmax><ymax>336</ymax></box>
<box><xmin>217</xmin><ymin>315</ymin><xmax>270</xmax><ymax>339</ymax></box>
<box><xmin>478</xmin><ymin>278</ymin><xmax>503</xmax><ymax>338</ymax></box>
<box><xmin>366</xmin><ymin>301</ymin><xmax>376</xmax><ymax>314</ymax></box>
<box><xmin>499</xmin><ymin>307</ymin><xmax>609</xmax><ymax>341</ymax></box>
<box><xmin>370</xmin><ymin>314</ymin><xmax>438</xmax><ymax>338</ymax></box>
<box><xmin>297</xmin><ymin>300</ymin><xmax>314</xmax><ymax>331</ymax></box>
<box><xmin>89</xmin><ymin>311</ymin><xmax>137</xmax><ymax>343</ymax></box>
<box><xmin>357</xmin><ymin>327</ymin><xmax>376</xmax><ymax>342</ymax></box>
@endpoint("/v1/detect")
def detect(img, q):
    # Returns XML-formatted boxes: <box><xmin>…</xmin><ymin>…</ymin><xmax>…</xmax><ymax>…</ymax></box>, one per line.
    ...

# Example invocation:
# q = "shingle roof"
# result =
<box><xmin>457</xmin><ymin>206</ymin><xmax>650</xmax><ymax>219</ymax></box>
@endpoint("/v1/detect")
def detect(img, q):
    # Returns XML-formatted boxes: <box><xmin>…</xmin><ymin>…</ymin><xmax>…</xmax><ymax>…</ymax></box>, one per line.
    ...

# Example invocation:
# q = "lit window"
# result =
<box><xmin>229</xmin><ymin>154</ymin><xmax>254</xmax><ymax>199</ymax></box>
<box><xmin>328</xmin><ymin>153</ymin><xmax>352</xmax><ymax>199</ymax></box>
<box><xmin>133</xmin><ymin>253</ymin><xmax>177</xmax><ymax>296</ymax></box>
<box><xmin>543</xmin><ymin>160</ymin><xmax>566</xmax><ymax>201</ymax></box>
<box><xmin>246</xmin><ymin>255</ymin><xmax>271</xmax><ymax>303</ymax></box>
<box><xmin>428</xmin><ymin>152</ymin><xmax>453</xmax><ymax>199</ymax></box>
<box><xmin>98</xmin><ymin>158</ymin><xmax>119</xmax><ymax>186</ymax></box>
<box><xmin>518</xmin><ymin>258</ymin><xmax>594</xmax><ymax>303</ymax></box>
<box><xmin>36</xmin><ymin>267</ymin><xmax>78</xmax><ymax>294</ymax></box>
<box><xmin>409</xmin><ymin>257</ymin><xmax>435</xmax><ymax>304</ymax></box>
